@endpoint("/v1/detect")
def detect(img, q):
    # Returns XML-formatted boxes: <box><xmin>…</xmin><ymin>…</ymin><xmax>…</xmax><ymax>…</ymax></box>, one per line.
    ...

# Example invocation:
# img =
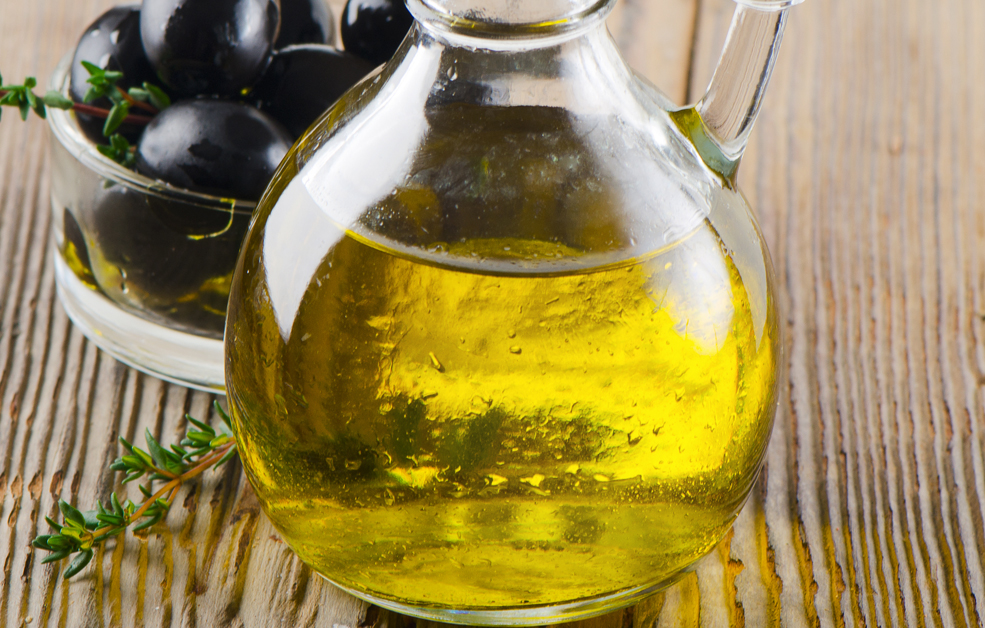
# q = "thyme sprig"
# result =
<box><xmin>77</xmin><ymin>61</ymin><xmax>169</xmax><ymax>135</ymax></box>
<box><xmin>97</xmin><ymin>134</ymin><xmax>137</xmax><ymax>168</ymax></box>
<box><xmin>32</xmin><ymin>402</ymin><xmax>239</xmax><ymax>580</ymax></box>
<box><xmin>0</xmin><ymin>67</ymin><xmax>156</xmax><ymax>130</ymax></box>
<box><xmin>0</xmin><ymin>74</ymin><xmax>72</xmax><ymax>121</ymax></box>
<box><xmin>1</xmin><ymin>63</ymin><xmax>169</xmax><ymax>166</ymax></box>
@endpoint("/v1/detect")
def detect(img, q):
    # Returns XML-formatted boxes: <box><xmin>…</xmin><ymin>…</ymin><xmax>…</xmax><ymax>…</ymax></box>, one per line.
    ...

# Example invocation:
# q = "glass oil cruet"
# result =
<box><xmin>225</xmin><ymin>0</ymin><xmax>802</xmax><ymax>624</ymax></box>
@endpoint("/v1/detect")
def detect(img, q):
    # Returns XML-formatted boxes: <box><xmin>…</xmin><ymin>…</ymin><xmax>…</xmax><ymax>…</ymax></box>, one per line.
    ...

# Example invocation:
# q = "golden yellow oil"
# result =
<box><xmin>226</xmin><ymin>205</ymin><xmax>779</xmax><ymax>609</ymax></box>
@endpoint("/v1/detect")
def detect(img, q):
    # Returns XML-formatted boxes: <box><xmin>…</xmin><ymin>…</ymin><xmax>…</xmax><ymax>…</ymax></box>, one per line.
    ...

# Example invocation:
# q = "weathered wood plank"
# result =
<box><xmin>690</xmin><ymin>0</ymin><xmax>985</xmax><ymax>626</ymax></box>
<box><xmin>4</xmin><ymin>0</ymin><xmax>985</xmax><ymax>626</ymax></box>
<box><xmin>606</xmin><ymin>0</ymin><xmax>698</xmax><ymax>105</ymax></box>
<box><xmin>0</xmin><ymin>1</ymin><xmax>697</xmax><ymax>627</ymax></box>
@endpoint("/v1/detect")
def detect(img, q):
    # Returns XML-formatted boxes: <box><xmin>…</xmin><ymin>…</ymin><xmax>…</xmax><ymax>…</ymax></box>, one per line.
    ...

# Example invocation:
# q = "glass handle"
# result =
<box><xmin>694</xmin><ymin>0</ymin><xmax>804</xmax><ymax>172</ymax></box>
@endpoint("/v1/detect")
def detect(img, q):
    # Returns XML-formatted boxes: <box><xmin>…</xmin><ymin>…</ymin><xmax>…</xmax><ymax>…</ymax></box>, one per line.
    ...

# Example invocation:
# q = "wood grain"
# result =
<box><xmin>2</xmin><ymin>0</ymin><xmax>984</xmax><ymax>626</ymax></box>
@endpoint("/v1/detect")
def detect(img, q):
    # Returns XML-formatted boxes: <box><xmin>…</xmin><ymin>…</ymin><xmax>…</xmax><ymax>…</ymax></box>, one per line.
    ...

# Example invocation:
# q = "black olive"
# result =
<box><xmin>252</xmin><ymin>45</ymin><xmax>375</xmax><ymax>139</ymax></box>
<box><xmin>135</xmin><ymin>99</ymin><xmax>292</xmax><ymax>201</ymax></box>
<box><xmin>69</xmin><ymin>5</ymin><xmax>157</xmax><ymax>142</ymax></box>
<box><xmin>276</xmin><ymin>0</ymin><xmax>336</xmax><ymax>49</ymax></box>
<box><xmin>140</xmin><ymin>0</ymin><xmax>281</xmax><ymax>96</ymax></box>
<box><xmin>341</xmin><ymin>0</ymin><xmax>414</xmax><ymax>66</ymax></box>
<box><xmin>90</xmin><ymin>184</ymin><xmax>246</xmax><ymax>333</ymax></box>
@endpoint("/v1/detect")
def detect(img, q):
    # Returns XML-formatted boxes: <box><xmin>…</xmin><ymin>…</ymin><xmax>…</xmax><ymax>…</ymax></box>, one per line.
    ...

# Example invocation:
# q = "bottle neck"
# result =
<box><xmin>407</xmin><ymin>0</ymin><xmax>615</xmax><ymax>39</ymax></box>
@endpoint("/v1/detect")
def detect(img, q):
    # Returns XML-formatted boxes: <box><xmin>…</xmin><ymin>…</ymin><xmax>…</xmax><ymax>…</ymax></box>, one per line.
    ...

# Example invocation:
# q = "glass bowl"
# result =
<box><xmin>47</xmin><ymin>53</ymin><xmax>255</xmax><ymax>392</ymax></box>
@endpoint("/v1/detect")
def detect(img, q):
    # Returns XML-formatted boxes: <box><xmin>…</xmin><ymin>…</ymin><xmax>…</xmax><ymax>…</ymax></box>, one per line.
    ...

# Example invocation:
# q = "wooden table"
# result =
<box><xmin>2</xmin><ymin>0</ymin><xmax>983</xmax><ymax>626</ymax></box>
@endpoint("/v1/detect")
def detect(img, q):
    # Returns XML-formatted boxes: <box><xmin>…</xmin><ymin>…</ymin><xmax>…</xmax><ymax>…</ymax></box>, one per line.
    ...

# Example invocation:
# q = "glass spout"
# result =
<box><xmin>692</xmin><ymin>0</ymin><xmax>804</xmax><ymax>177</ymax></box>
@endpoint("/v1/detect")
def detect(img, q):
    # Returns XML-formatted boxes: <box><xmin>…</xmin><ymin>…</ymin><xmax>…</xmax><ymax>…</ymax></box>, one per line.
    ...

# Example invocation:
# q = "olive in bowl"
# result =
<box><xmin>252</xmin><ymin>45</ymin><xmax>375</xmax><ymax>139</ymax></box>
<box><xmin>48</xmin><ymin>55</ymin><xmax>261</xmax><ymax>392</ymax></box>
<box><xmin>140</xmin><ymin>0</ymin><xmax>281</xmax><ymax>96</ymax></box>
<box><xmin>69</xmin><ymin>5</ymin><xmax>158</xmax><ymax>142</ymax></box>
<box><xmin>134</xmin><ymin>99</ymin><xmax>292</xmax><ymax>200</ymax></box>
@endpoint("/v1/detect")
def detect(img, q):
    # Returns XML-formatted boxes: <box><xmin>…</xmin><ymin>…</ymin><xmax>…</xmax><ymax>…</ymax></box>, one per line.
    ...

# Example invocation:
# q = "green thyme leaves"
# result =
<box><xmin>32</xmin><ymin>402</ymin><xmax>238</xmax><ymax>580</ymax></box>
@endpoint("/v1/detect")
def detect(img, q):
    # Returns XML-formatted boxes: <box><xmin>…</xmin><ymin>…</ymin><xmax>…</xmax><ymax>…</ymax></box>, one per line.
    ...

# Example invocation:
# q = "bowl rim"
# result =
<box><xmin>47</xmin><ymin>52</ymin><xmax>257</xmax><ymax>216</ymax></box>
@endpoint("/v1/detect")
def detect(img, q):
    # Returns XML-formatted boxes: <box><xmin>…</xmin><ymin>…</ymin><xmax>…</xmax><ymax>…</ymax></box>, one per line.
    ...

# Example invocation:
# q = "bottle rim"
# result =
<box><xmin>406</xmin><ymin>0</ymin><xmax>616</xmax><ymax>40</ymax></box>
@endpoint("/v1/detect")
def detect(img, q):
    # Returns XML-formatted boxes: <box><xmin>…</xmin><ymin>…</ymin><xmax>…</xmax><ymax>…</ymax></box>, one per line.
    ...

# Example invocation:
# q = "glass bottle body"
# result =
<box><xmin>226</xmin><ymin>7</ymin><xmax>781</xmax><ymax>624</ymax></box>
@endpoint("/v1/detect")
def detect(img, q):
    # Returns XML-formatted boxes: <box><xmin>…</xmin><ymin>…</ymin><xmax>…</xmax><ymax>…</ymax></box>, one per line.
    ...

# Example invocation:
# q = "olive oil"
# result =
<box><xmin>226</xmin><ymin>197</ymin><xmax>779</xmax><ymax>609</ymax></box>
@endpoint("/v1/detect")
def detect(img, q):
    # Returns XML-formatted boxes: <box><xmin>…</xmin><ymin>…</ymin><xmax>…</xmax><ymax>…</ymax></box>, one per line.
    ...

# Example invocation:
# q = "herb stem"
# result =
<box><xmin>0</xmin><ymin>94</ymin><xmax>153</xmax><ymax>125</ymax></box>
<box><xmin>33</xmin><ymin>402</ymin><xmax>238</xmax><ymax>579</ymax></box>
<box><xmin>85</xmin><ymin>479</ymin><xmax>179</xmax><ymax>540</ymax></box>
<box><xmin>72</xmin><ymin>102</ymin><xmax>153</xmax><ymax>125</ymax></box>
<box><xmin>84</xmin><ymin>442</ymin><xmax>234</xmax><ymax>541</ymax></box>
<box><xmin>116</xmin><ymin>86</ymin><xmax>158</xmax><ymax>114</ymax></box>
<box><xmin>124</xmin><ymin>480</ymin><xmax>178</xmax><ymax>523</ymax></box>
<box><xmin>182</xmin><ymin>443</ymin><xmax>236</xmax><ymax>481</ymax></box>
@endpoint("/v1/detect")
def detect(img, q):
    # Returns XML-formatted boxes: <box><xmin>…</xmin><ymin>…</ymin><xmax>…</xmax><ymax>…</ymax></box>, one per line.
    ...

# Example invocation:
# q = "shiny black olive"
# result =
<box><xmin>135</xmin><ymin>99</ymin><xmax>292</xmax><ymax>200</ymax></box>
<box><xmin>90</xmin><ymin>184</ymin><xmax>245</xmax><ymax>332</ymax></box>
<box><xmin>69</xmin><ymin>5</ymin><xmax>157</xmax><ymax>142</ymax></box>
<box><xmin>140</xmin><ymin>0</ymin><xmax>281</xmax><ymax>96</ymax></box>
<box><xmin>252</xmin><ymin>45</ymin><xmax>375</xmax><ymax>139</ymax></box>
<box><xmin>276</xmin><ymin>0</ymin><xmax>336</xmax><ymax>49</ymax></box>
<box><xmin>341</xmin><ymin>0</ymin><xmax>414</xmax><ymax>66</ymax></box>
